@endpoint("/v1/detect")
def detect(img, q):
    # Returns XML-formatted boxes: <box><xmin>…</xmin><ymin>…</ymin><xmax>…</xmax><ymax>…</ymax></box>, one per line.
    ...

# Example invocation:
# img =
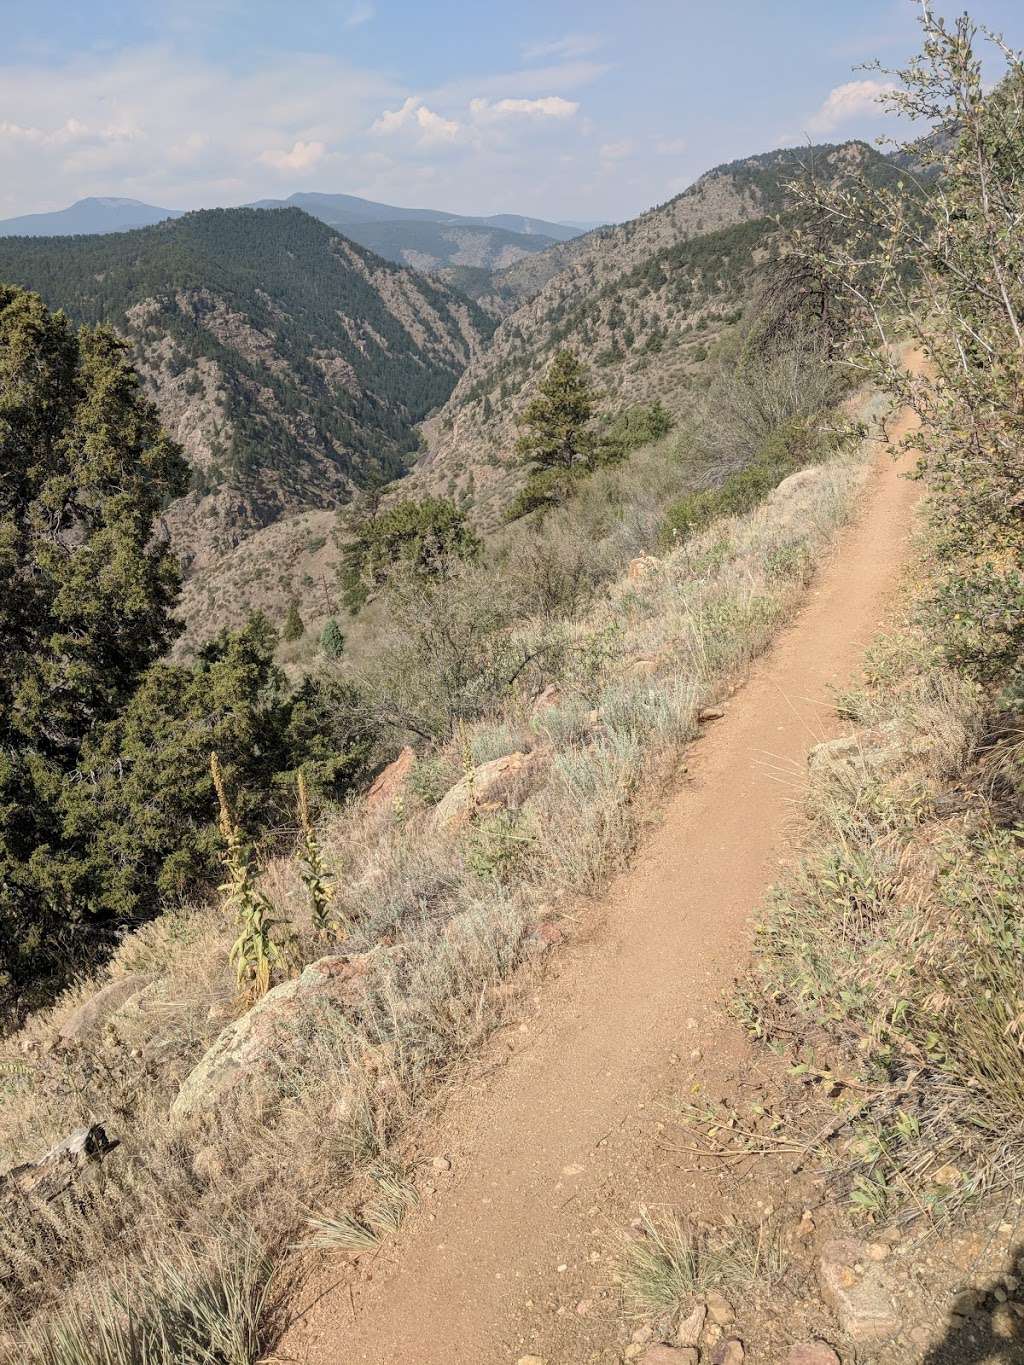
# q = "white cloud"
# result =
<box><xmin>260</xmin><ymin>139</ymin><xmax>327</xmax><ymax>172</ymax></box>
<box><xmin>344</xmin><ymin>2</ymin><xmax>376</xmax><ymax>27</ymax></box>
<box><xmin>0</xmin><ymin>42</ymin><xmax>611</xmax><ymax>220</ymax></box>
<box><xmin>522</xmin><ymin>34</ymin><xmax>602</xmax><ymax>63</ymax></box>
<box><xmin>469</xmin><ymin>96</ymin><xmax>579</xmax><ymax>122</ymax></box>
<box><xmin>371</xmin><ymin>97</ymin><xmax>460</xmax><ymax>144</ymax></box>
<box><xmin>0</xmin><ymin>47</ymin><xmax>397</xmax><ymax>212</ymax></box>
<box><xmin>805</xmin><ymin>78</ymin><xmax>897</xmax><ymax>134</ymax></box>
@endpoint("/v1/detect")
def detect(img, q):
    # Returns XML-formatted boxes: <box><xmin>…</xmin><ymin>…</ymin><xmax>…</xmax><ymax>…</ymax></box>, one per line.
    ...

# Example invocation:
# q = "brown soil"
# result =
<box><xmin>279</xmin><ymin>406</ymin><xmax>922</xmax><ymax>1365</ymax></box>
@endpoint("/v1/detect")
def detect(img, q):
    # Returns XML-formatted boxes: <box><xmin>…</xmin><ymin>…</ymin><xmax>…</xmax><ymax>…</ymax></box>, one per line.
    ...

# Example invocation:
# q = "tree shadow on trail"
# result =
<box><xmin>920</xmin><ymin>1243</ymin><xmax>1024</xmax><ymax>1364</ymax></box>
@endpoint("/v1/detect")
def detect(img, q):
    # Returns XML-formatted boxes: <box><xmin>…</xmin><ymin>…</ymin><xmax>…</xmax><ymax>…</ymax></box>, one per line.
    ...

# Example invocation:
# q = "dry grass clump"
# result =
<box><xmin>0</xmin><ymin>418</ymin><xmax>875</xmax><ymax>1356</ymax></box>
<box><xmin>19</xmin><ymin>1230</ymin><xmax>273</xmax><ymax>1365</ymax></box>
<box><xmin>616</xmin><ymin>1205</ymin><xmax>786</xmax><ymax>1321</ymax></box>
<box><xmin>747</xmin><ymin>618</ymin><xmax>1024</xmax><ymax>1222</ymax></box>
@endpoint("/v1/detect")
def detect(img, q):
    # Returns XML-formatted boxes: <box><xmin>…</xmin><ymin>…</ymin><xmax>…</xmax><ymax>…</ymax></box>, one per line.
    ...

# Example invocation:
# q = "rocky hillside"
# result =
<box><xmin>413</xmin><ymin>142</ymin><xmax>896</xmax><ymax>524</ymax></box>
<box><xmin>0</xmin><ymin>207</ymin><xmax>492</xmax><ymax>570</ymax></box>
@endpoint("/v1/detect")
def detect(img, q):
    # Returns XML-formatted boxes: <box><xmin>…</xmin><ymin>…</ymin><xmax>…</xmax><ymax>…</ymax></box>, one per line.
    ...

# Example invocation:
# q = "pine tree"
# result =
<box><xmin>340</xmin><ymin>496</ymin><xmax>481</xmax><ymax>613</ymax></box>
<box><xmin>320</xmin><ymin>616</ymin><xmax>346</xmax><ymax>658</ymax></box>
<box><xmin>282</xmin><ymin>599</ymin><xmax>305</xmax><ymax>642</ymax></box>
<box><xmin>510</xmin><ymin>350</ymin><xmax>601</xmax><ymax>517</ymax></box>
<box><xmin>0</xmin><ymin>286</ymin><xmax>189</xmax><ymax>1016</ymax></box>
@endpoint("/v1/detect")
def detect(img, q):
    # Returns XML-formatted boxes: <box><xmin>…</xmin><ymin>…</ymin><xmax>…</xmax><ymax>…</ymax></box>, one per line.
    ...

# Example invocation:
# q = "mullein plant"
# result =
<box><xmin>210</xmin><ymin>752</ymin><xmax>284</xmax><ymax>1004</ymax></box>
<box><xmin>296</xmin><ymin>769</ymin><xmax>341</xmax><ymax>941</ymax></box>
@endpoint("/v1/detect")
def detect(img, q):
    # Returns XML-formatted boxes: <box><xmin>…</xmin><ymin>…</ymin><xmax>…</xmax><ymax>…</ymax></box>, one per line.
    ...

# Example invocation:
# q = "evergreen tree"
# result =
<box><xmin>340</xmin><ymin>496</ymin><xmax>481</xmax><ymax>613</ymax></box>
<box><xmin>282</xmin><ymin>599</ymin><xmax>305</xmax><ymax>642</ymax></box>
<box><xmin>0</xmin><ymin>286</ymin><xmax>189</xmax><ymax>1012</ymax></box>
<box><xmin>320</xmin><ymin>616</ymin><xmax>346</xmax><ymax>658</ymax></box>
<box><xmin>510</xmin><ymin>350</ymin><xmax>601</xmax><ymax>517</ymax></box>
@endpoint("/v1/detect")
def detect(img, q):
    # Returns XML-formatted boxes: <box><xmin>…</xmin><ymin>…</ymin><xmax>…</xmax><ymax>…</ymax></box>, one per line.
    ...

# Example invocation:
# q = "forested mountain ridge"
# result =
<box><xmin>0</xmin><ymin>207</ymin><xmax>492</xmax><ymax>570</ymax></box>
<box><xmin>411</xmin><ymin>141</ymin><xmax>899</xmax><ymax>523</ymax></box>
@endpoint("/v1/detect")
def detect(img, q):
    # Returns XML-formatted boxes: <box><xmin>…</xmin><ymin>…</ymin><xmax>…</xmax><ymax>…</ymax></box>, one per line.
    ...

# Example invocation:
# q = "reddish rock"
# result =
<box><xmin>628</xmin><ymin>554</ymin><xmax>660</xmax><ymax>585</ymax></box>
<box><xmin>818</xmin><ymin>1238</ymin><xmax>900</xmax><ymax>1342</ymax></box>
<box><xmin>529</xmin><ymin>921</ymin><xmax>564</xmax><ymax>954</ymax></box>
<box><xmin>366</xmin><ymin>745</ymin><xmax>416</xmax><ymax>811</ymax></box>
<box><xmin>711</xmin><ymin>1341</ymin><xmax>744</xmax><ymax>1365</ymax></box>
<box><xmin>788</xmin><ymin>1343</ymin><xmax>841</xmax><ymax>1365</ymax></box>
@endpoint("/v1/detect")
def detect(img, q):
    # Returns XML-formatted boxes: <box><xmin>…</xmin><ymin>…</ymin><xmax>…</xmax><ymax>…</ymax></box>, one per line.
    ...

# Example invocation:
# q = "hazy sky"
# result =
<box><xmin>2</xmin><ymin>0</ymin><xmax>1021</xmax><ymax>222</ymax></box>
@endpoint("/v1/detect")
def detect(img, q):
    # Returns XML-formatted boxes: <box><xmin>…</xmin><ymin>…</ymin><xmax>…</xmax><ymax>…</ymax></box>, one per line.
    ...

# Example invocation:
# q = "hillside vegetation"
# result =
<box><xmin>411</xmin><ymin>141</ymin><xmax>903</xmax><ymax>525</ymax></box>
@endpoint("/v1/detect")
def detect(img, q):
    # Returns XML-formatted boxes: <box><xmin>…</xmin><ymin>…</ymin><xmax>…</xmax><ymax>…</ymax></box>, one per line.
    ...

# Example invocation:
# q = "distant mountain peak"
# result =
<box><xmin>0</xmin><ymin>197</ymin><xmax>182</xmax><ymax>237</ymax></box>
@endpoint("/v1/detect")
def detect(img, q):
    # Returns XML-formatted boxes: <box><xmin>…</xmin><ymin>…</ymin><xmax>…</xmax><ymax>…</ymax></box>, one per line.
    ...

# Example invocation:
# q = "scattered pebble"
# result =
<box><xmin>705</xmin><ymin>1291</ymin><xmax>735</xmax><ymax>1327</ymax></box>
<box><xmin>675</xmin><ymin>1302</ymin><xmax>706</xmax><ymax>1348</ymax></box>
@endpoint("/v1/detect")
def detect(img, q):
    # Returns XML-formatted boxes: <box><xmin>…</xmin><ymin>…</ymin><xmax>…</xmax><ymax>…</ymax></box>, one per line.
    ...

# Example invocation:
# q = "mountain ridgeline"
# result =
<box><xmin>0</xmin><ymin>207</ymin><xmax>493</xmax><ymax>568</ymax></box>
<box><xmin>0</xmin><ymin>139</ymin><xmax>901</xmax><ymax>636</ymax></box>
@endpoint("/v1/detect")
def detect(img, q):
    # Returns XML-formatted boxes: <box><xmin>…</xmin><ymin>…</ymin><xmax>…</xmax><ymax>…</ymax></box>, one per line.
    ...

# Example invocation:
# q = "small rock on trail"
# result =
<box><xmin>818</xmin><ymin>1238</ymin><xmax>900</xmax><ymax>1342</ymax></box>
<box><xmin>675</xmin><ymin>1302</ymin><xmax>706</xmax><ymax>1347</ymax></box>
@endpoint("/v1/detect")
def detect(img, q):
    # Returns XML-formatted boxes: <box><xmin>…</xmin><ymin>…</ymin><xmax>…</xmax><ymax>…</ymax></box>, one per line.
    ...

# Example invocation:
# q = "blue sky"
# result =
<box><xmin>2</xmin><ymin>0</ymin><xmax>1021</xmax><ymax>222</ymax></box>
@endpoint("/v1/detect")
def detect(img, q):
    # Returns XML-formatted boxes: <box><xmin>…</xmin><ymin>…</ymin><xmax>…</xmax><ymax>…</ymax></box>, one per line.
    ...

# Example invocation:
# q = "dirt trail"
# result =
<box><xmin>282</xmin><ymin>404</ymin><xmax>922</xmax><ymax>1365</ymax></box>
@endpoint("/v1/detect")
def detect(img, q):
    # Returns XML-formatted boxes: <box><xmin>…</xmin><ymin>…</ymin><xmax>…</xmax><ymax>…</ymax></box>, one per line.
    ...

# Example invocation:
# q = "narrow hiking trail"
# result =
<box><xmin>281</xmin><ymin>399</ymin><xmax>923</xmax><ymax>1365</ymax></box>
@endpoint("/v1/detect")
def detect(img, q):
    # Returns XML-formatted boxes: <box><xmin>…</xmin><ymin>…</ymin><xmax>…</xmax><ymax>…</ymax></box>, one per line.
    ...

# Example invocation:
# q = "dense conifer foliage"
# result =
<box><xmin>0</xmin><ymin>289</ymin><xmax>375</xmax><ymax>1021</ymax></box>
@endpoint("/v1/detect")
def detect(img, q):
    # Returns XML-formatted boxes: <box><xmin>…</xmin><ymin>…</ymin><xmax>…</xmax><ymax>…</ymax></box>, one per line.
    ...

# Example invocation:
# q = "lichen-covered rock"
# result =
<box><xmin>170</xmin><ymin>954</ymin><xmax>372</xmax><ymax>1124</ymax></box>
<box><xmin>57</xmin><ymin>974</ymin><xmax>152</xmax><ymax>1044</ymax></box>
<box><xmin>431</xmin><ymin>750</ymin><xmax>547</xmax><ymax>831</ymax></box>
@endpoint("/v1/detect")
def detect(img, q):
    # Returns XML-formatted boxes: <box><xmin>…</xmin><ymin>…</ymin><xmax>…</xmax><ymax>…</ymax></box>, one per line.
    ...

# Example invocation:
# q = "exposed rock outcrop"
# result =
<box><xmin>171</xmin><ymin>954</ymin><xmax>373</xmax><ymax>1124</ymax></box>
<box><xmin>431</xmin><ymin>750</ymin><xmax>548</xmax><ymax>832</ymax></box>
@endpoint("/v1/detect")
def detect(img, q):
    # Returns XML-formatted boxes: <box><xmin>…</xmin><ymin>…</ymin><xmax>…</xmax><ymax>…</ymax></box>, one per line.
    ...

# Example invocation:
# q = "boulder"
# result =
<box><xmin>366</xmin><ymin>745</ymin><xmax>416</xmax><ymax>811</ymax></box>
<box><xmin>769</xmin><ymin>466</ymin><xmax>823</xmax><ymax>503</ymax></box>
<box><xmin>431</xmin><ymin>750</ymin><xmax>547</xmax><ymax>832</ymax></box>
<box><xmin>57</xmin><ymin>973</ymin><xmax>152</xmax><ymax>1045</ymax></box>
<box><xmin>625</xmin><ymin>655</ymin><xmax>661</xmax><ymax>679</ymax></box>
<box><xmin>531</xmin><ymin>683</ymin><xmax>563</xmax><ymax>716</ymax></box>
<box><xmin>818</xmin><ymin>1238</ymin><xmax>900</xmax><ymax>1342</ymax></box>
<box><xmin>170</xmin><ymin>954</ymin><xmax>372</xmax><ymax>1124</ymax></box>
